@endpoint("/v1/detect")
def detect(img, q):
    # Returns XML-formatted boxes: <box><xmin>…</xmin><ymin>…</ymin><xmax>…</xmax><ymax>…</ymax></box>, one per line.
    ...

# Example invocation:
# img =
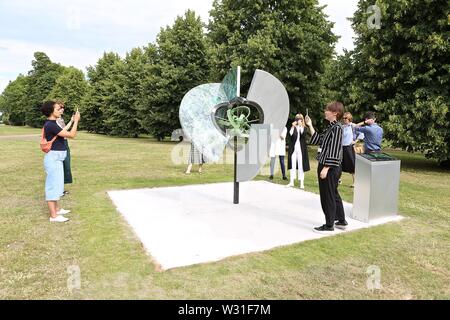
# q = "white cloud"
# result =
<box><xmin>0</xmin><ymin>38</ymin><xmax>101</xmax><ymax>73</ymax></box>
<box><xmin>0</xmin><ymin>0</ymin><xmax>214</xmax><ymax>92</ymax></box>
<box><xmin>0</xmin><ymin>76</ymin><xmax>11</xmax><ymax>94</ymax></box>
<box><xmin>0</xmin><ymin>0</ymin><xmax>357</xmax><ymax>93</ymax></box>
<box><xmin>0</xmin><ymin>39</ymin><xmax>102</xmax><ymax>92</ymax></box>
<box><xmin>72</xmin><ymin>0</ymin><xmax>212</xmax><ymax>30</ymax></box>
<box><xmin>319</xmin><ymin>0</ymin><xmax>358</xmax><ymax>54</ymax></box>
<box><xmin>2</xmin><ymin>0</ymin><xmax>212</xmax><ymax>40</ymax></box>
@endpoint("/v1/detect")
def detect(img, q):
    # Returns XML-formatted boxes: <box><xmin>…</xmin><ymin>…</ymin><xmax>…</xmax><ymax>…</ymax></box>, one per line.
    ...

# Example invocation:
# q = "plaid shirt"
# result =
<box><xmin>310</xmin><ymin>120</ymin><xmax>343</xmax><ymax>167</ymax></box>
<box><xmin>56</xmin><ymin>117</ymin><xmax>66</xmax><ymax>129</ymax></box>
<box><xmin>56</xmin><ymin>118</ymin><xmax>68</xmax><ymax>140</ymax></box>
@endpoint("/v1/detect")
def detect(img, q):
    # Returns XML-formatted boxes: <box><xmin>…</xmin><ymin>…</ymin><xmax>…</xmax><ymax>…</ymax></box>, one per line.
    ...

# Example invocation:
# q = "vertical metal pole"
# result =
<box><xmin>234</xmin><ymin>66</ymin><xmax>241</xmax><ymax>204</ymax></box>
<box><xmin>233</xmin><ymin>135</ymin><xmax>239</xmax><ymax>204</ymax></box>
<box><xmin>236</xmin><ymin>66</ymin><xmax>241</xmax><ymax>97</ymax></box>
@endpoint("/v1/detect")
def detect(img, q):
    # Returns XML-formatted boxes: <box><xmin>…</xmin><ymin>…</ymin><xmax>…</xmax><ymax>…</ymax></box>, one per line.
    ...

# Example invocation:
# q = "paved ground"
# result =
<box><xmin>108</xmin><ymin>181</ymin><xmax>403</xmax><ymax>270</ymax></box>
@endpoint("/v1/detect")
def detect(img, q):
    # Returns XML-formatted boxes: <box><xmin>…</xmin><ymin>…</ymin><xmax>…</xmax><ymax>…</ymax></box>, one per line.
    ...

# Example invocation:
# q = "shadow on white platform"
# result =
<box><xmin>108</xmin><ymin>181</ymin><xmax>403</xmax><ymax>270</ymax></box>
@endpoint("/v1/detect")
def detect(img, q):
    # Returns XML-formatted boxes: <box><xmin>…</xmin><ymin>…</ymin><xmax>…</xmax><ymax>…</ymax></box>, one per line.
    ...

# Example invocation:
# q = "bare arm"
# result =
<box><xmin>354</xmin><ymin>120</ymin><xmax>366</xmax><ymax>127</ymax></box>
<box><xmin>58</xmin><ymin>112</ymin><xmax>80</xmax><ymax>139</ymax></box>
<box><xmin>63</xmin><ymin>119</ymin><xmax>73</xmax><ymax>131</ymax></box>
<box><xmin>63</xmin><ymin>114</ymin><xmax>75</xmax><ymax>130</ymax></box>
<box><xmin>289</xmin><ymin>121</ymin><xmax>297</xmax><ymax>136</ymax></box>
<box><xmin>305</xmin><ymin>116</ymin><xmax>316</xmax><ymax>136</ymax></box>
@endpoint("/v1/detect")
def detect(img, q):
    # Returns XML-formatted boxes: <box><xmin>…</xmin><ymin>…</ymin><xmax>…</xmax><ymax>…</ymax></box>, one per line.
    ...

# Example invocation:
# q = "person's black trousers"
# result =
<box><xmin>63</xmin><ymin>140</ymin><xmax>73</xmax><ymax>184</ymax></box>
<box><xmin>317</xmin><ymin>164</ymin><xmax>345</xmax><ymax>227</ymax></box>
<box><xmin>279</xmin><ymin>155</ymin><xmax>286</xmax><ymax>177</ymax></box>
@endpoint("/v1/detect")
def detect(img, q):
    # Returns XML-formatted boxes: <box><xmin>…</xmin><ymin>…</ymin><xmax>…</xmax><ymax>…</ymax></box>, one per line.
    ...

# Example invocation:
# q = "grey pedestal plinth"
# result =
<box><xmin>352</xmin><ymin>154</ymin><xmax>401</xmax><ymax>223</ymax></box>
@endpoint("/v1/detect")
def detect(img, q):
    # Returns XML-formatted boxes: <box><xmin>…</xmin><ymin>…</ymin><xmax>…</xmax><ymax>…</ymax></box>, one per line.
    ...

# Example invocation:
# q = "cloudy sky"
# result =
<box><xmin>0</xmin><ymin>0</ymin><xmax>358</xmax><ymax>93</ymax></box>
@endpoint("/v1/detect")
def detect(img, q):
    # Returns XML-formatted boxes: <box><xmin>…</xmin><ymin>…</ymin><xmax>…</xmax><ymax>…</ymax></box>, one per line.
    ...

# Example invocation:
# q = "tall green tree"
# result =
<box><xmin>80</xmin><ymin>52</ymin><xmax>122</xmax><ymax>133</ymax></box>
<box><xmin>102</xmin><ymin>48</ymin><xmax>147</xmax><ymax>137</ymax></box>
<box><xmin>25</xmin><ymin>52</ymin><xmax>64</xmax><ymax>127</ymax></box>
<box><xmin>0</xmin><ymin>96</ymin><xmax>4</xmax><ymax>121</ymax></box>
<box><xmin>140</xmin><ymin>10</ymin><xmax>210</xmax><ymax>140</ymax></box>
<box><xmin>349</xmin><ymin>0</ymin><xmax>449</xmax><ymax>164</ymax></box>
<box><xmin>46</xmin><ymin>67</ymin><xmax>88</xmax><ymax>122</ymax></box>
<box><xmin>322</xmin><ymin>50</ymin><xmax>369</xmax><ymax>120</ymax></box>
<box><xmin>0</xmin><ymin>75</ymin><xmax>29</xmax><ymax>125</ymax></box>
<box><xmin>137</xmin><ymin>44</ymin><xmax>158</xmax><ymax>135</ymax></box>
<box><xmin>208</xmin><ymin>0</ymin><xmax>337</xmax><ymax>125</ymax></box>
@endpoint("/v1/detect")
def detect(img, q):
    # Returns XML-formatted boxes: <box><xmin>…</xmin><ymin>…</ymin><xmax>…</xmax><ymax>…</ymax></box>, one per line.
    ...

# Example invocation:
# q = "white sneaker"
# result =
<box><xmin>286</xmin><ymin>183</ymin><xmax>294</xmax><ymax>188</ymax></box>
<box><xmin>50</xmin><ymin>216</ymin><xmax>69</xmax><ymax>222</ymax></box>
<box><xmin>57</xmin><ymin>209</ymin><xmax>71</xmax><ymax>215</ymax></box>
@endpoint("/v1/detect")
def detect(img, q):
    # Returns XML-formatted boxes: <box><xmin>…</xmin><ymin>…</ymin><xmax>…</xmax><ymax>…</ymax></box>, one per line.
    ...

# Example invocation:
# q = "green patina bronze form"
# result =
<box><xmin>217</xmin><ymin>106</ymin><xmax>252</xmax><ymax>139</ymax></box>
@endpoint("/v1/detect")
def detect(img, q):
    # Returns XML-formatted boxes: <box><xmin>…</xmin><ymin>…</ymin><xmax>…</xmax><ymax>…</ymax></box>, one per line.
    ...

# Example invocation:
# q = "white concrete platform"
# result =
<box><xmin>108</xmin><ymin>181</ymin><xmax>403</xmax><ymax>270</ymax></box>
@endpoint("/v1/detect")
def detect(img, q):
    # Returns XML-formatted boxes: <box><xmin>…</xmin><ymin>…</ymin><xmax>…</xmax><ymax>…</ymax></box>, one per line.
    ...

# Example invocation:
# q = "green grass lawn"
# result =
<box><xmin>0</xmin><ymin>125</ymin><xmax>449</xmax><ymax>299</ymax></box>
<box><xmin>0</xmin><ymin>124</ymin><xmax>42</xmax><ymax>136</ymax></box>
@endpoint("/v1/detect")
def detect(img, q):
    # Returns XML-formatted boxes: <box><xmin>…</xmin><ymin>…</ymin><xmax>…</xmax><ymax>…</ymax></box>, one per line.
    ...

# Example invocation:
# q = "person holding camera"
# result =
<box><xmin>287</xmin><ymin>113</ymin><xmax>310</xmax><ymax>189</ymax></box>
<box><xmin>354</xmin><ymin>111</ymin><xmax>383</xmax><ymax>153</ymax></box>
<box><xmin>341</xmin><ymin>112</ymin><xmax>357</xmax><ymax>187</ymax></box>
<box><xmin>305</xmin><ymin>102</ymin><xmax>347</xmax><ymax>233</ymax></box>
<box><xmin>55</xmin><ymin>101</ymin><xmax>74</xmax><ymax>195</ymax></box>
<box><xmin>41</xmin><ymin>101</ymin><xmax>80</xmax><ymax>223</ymax></box>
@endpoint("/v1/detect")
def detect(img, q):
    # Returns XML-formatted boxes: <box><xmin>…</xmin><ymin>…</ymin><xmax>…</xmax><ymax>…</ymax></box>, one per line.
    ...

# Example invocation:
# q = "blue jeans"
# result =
<box><xmin>44</xmin><ymin>151</ymin><xmax>67</xmax><ymax>201</ymax></box>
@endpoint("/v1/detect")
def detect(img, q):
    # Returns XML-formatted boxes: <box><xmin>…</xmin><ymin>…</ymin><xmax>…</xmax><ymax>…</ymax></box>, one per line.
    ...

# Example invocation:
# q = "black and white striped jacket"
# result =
<box><xmin>309</xmin><ymin>120</ymin><xmax>343</xmax><ymax>167</ymax></box>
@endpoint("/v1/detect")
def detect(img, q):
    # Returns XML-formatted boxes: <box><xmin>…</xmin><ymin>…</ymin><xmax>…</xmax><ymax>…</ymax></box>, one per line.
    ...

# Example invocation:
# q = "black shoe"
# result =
<box><xmin>313</xmin><ymin>225</ymin><xmax>335</xmax><ymax>233</ymax></box>
<box><xmin>63</xmin><ymin>190</ymin><xmax>70</xmax><ymax>196</ymax></box>
<box><xmin>335</xmin><ymin>220</ymin><xmax>348</xmax><ymax>230</ymax></box>
<box><xmin>269</xmin><ymin>175</ymin><xmax>274</xmax><ymax>180</ymax></box>
<box><xmin>282</xmin><ymin>176</ymin><xmax>288</xmax><ymax>180</ymax></box>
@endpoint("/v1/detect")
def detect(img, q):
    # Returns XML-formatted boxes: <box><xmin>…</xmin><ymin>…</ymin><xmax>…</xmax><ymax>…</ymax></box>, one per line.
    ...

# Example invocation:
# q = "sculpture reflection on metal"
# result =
<box><xmin>179</xmin><ymin>83</ymin><xmax>229</xmax><ymax>162</ymax></box>
<box><xmin>179</xmin><ymin>67</ymin><xmax>289</xmax><ymax>203</ymax></box>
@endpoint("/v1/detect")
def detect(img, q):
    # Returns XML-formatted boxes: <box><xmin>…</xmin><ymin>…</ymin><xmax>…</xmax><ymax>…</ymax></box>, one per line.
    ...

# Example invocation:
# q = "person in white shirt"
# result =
<box><xmin>341</xmin><ymin>112</ymin><xmax>357</xmax><ymax>187</ymax></box>
<box><xmin>287</xmin><ymin>113</ymin><xmax>310</xmax><ymax>189</ymax></box>
<box><xmin>269</xmin><ymin>126</ymin><xmax>288</xmax><ymax>180</ymax></box>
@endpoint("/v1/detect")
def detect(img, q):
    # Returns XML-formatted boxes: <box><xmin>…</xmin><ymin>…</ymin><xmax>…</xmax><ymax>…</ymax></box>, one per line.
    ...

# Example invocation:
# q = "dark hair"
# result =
<box><xmin>325</xmin><ymin>101</ymin><xmax>345</xmax><ymax>121</ymax></box>
<box><xmin>365</xmin><ymin>111</ymin><xmax>376</xmax><ymax>120</ymax></box>
<box><xmin>41</xmin><ymin>101</ymin><xmax>57</xmax><ymax>117</ymax></box>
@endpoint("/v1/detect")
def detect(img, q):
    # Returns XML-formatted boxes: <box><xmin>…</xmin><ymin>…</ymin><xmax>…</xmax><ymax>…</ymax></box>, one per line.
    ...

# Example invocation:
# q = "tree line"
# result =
<box><xmin>0</xmin><ymin>0</ymin><xmax>448</xmax><ymax>164</ymax></box>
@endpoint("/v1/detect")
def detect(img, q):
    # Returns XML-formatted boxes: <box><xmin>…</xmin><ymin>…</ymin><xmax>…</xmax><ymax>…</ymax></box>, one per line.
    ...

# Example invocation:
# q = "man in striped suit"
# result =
<box><xmin>305</xmin><ymin>101</ymin><xmax>347</xmax><ymax>233</ymax></box>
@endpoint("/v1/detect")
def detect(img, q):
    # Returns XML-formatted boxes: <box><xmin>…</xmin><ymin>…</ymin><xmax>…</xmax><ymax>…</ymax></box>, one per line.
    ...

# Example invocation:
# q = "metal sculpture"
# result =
<box><xmin>179</xmin><ymin>67</ymin><xmax>289</xmax><ymax>203</ymax></box>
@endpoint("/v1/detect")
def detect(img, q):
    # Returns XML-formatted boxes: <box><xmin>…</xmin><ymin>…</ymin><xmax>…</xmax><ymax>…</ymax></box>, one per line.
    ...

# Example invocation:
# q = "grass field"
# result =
<box><xmin>0</xmin><ymin>124</ymin><xmax>449</xmax><ymax>299</ymax></box>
